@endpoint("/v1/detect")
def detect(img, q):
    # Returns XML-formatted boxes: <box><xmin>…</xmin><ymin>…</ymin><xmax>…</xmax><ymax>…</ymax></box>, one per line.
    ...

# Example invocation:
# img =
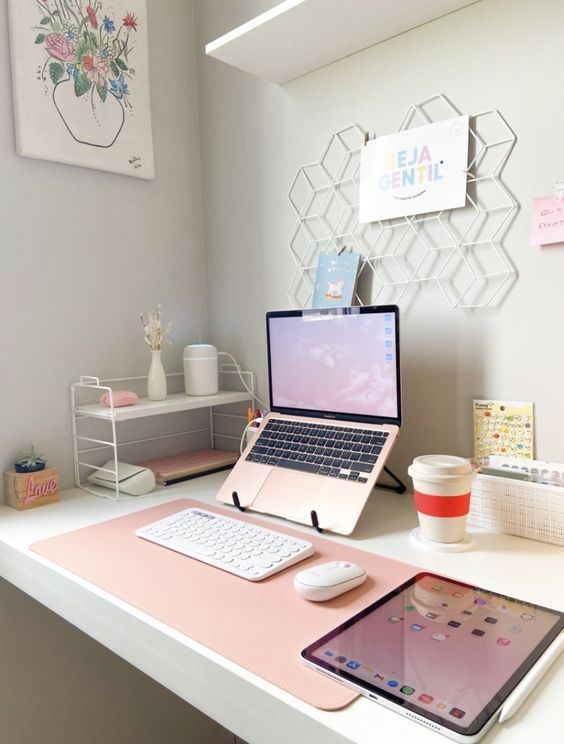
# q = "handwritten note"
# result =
<box><xmin>529</xmin><ymin>196</ymin><xmax>564</xmax><ymax>246</ymax></box>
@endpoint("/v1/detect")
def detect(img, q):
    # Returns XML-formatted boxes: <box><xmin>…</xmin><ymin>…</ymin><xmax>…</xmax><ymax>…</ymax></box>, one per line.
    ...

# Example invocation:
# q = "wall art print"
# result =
<box><xmin>8</xmin><ymin>0</ymin><xmax>155</xmax><ymax>179</ymax></box>
<box><xmin>359</xmin><ymin>115</ymin><xmax>469</xmax><ymax>223</ymax></box>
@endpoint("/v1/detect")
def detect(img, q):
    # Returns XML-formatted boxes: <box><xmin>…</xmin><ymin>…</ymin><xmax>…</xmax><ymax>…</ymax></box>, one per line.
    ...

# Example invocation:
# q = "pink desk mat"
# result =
<box><xmin>31</xmin><ymin>499</ymin><xmax>419</xmax><ymax>710</ymax></box>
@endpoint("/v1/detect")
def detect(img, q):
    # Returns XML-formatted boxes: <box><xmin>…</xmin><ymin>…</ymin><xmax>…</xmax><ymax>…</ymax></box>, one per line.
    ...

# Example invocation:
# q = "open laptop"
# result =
<box><xmin>216</xmin><ymin>306</ymin><xmax>402</xmax><ymax>535</ymax></box>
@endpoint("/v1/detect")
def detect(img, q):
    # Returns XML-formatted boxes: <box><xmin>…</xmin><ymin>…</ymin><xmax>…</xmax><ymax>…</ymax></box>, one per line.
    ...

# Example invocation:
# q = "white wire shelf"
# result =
<box><xmin>70</xmin><ymin>370</ymin><xmax>256</xmax><ymax>500</ymax></box>
<box><xmin>74</xmin><ymin>391</ymin><xmax>252</xmax><ymax>422</ymax></box>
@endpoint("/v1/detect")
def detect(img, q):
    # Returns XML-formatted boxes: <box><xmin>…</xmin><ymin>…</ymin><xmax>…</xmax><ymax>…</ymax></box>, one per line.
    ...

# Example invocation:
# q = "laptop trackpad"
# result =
<box><xmin>253</xmin><ymin>469</ymin><xmax>323</xmax><ymax>523</ymax></box>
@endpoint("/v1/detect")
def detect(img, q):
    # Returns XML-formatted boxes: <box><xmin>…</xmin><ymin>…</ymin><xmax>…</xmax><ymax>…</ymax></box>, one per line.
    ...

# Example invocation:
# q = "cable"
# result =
<box><xmin>216</xmin><ymin>351</ymin><xmax>268</xmax><ymax>454</ymax></box>
<box><xmin>217</xmin><ymin>351</ymin><xmax>269</xmax><ymax>411</ymax></box>
<box><xmin>240</xmin><ymin>418</ymin><xmax>262</xmax><ymax>455</ymax></box>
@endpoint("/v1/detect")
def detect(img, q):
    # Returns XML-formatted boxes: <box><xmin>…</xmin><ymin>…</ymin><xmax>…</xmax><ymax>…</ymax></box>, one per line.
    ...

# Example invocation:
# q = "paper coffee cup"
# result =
<box><xmin>408</xmin><ymin>455</ymin><xmax>475</xmax><ymax>543</ymax></box>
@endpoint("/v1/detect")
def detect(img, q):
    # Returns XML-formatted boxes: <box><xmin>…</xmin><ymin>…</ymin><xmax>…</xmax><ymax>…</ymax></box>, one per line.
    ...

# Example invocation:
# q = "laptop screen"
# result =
<box><xmin>266</xmin><ymin>306</ymin><xmax>401</xmax><ymax>426</ymax></box>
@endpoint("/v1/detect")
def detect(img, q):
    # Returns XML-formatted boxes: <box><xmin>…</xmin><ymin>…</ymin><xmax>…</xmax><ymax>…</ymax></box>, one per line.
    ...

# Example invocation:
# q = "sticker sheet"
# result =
<box><xmin>473</xmin><ymin>400</ymin><xmax>534</xmax><ymax>460</ymax></box>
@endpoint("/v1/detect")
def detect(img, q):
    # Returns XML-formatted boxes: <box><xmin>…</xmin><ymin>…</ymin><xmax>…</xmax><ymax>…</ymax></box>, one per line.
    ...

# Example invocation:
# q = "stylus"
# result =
<box><xmin>498</xmin><ymin>631</ymin><xmax>564</xmax><ymax>723</ymax></box>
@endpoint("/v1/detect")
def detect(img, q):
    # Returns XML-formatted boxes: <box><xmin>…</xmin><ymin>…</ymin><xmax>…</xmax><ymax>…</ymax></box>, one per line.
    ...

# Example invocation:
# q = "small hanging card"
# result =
<box><xmin>312</xmin><ymin>253</ymin><xmax>361</xmax><ymax>308</ymax></box>
<box><xmin>529</xmin><ymin>196</ymin><xmax>564</xmax><ymax>246</ymax></box>
<box><xmin>473</xmin><ymin>399</ymin><xmax>534</xmax><ymax>461</ymax></box>
<box><xmin>359</xmin><ymin>115</ymin><xmax>469</xmax><ymax>223</ymax></box>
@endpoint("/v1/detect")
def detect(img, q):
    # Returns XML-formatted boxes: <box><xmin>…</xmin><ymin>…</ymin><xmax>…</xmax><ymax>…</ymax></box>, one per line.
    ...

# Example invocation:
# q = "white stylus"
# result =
<box><xmin>498</xmin><ymin>630</ymin><xmax>564</xmax><ymax>723</ymax></box>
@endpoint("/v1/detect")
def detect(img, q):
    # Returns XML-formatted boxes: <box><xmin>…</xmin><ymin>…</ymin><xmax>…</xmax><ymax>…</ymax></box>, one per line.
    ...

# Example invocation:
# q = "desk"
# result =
<box><xmin>0</xmin><ymin>472</ymin><xmax>562</xmax><ymax>744</ymax></box>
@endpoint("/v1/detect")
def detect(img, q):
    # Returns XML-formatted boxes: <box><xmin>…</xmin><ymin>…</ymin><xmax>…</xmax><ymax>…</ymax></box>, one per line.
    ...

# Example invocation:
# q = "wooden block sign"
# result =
<box><xmin>4</xmin><ymin>467</ymin><xmax>60</xmax><ymax>510</ymax></box>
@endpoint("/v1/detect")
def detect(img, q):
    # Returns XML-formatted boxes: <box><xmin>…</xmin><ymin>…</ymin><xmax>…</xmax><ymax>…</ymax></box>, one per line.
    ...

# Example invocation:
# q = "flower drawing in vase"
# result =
<box><xmin>33</xmin><ymin>2</ymin><xmax>139</xmax><ymax>148</ymax></box>
<box><xmin>140</xmin><ymin>305</ymin><xmax>172</xmax><ymax>401</ymax></box>
<box><xmin>147</xmin><ymin>350</ymin><xmax>167</xmax><ymax>401</ymax></box>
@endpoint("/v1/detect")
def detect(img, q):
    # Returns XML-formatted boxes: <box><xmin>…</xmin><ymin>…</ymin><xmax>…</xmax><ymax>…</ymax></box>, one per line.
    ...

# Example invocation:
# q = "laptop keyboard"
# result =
<box><xmin>245</xmin><ymin>419</ymin><xmax>389</xmax><ymax>484</ymax></box>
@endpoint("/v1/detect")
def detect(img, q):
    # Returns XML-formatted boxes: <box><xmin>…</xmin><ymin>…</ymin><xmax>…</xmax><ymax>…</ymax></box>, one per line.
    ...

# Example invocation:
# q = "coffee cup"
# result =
<box><xmin>408</xmin><ymin>455</ymin><xmax>475</xmax><ymax>543</ymax></box>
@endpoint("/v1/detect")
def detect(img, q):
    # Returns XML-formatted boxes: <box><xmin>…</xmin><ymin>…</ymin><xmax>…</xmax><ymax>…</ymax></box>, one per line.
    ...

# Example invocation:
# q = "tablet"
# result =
<box><xmin>301</xmin><ymin>572</ymin><xmax>564</xmax><ymax>742</ymax></box>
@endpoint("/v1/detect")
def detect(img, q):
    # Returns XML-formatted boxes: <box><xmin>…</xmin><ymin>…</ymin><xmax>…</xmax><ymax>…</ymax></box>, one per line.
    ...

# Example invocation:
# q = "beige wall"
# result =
<box><xmin>195</xmin><ymin>0</ymin><xmax>564</xmax><ymax>482</ymax></box>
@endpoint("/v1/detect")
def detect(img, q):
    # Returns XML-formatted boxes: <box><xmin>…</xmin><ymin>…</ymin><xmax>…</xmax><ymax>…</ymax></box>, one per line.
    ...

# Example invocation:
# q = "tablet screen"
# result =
<box><xmin>301</xmin><ymin>572</ymin><xmax>564</xmax><ymax>739</ymax></box>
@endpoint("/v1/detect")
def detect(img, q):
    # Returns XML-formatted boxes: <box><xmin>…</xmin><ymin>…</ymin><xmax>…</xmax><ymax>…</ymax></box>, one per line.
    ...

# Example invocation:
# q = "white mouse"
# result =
<box><xmin>293</xmin><ymin>561</ymin><xmax>367</xmax><ymax>602</ymax></box>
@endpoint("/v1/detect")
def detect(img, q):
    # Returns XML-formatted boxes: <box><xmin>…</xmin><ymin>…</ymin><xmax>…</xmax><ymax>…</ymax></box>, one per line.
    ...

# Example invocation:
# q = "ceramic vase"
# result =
<box><xmin>147</xmin><ymin>350</ymin><xmax>167</xmax><ymax>401</ymax></box>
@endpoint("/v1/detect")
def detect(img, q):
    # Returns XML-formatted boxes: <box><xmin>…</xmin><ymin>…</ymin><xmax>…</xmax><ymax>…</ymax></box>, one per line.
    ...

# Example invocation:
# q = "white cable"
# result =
<box><xmin>240</xmin><ymin>418</ymin><xmax>262</xmax><ymax>455</ymax></box>
<box><xmin>217</xmin><ymin>351</ymin><xmax>269</xmax><ymax>411</ymax></box>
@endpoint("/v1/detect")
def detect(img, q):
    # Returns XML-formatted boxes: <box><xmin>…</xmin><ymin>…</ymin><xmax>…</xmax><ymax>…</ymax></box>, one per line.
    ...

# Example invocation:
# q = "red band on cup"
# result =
<box><xmin>414</xmin><ymin>490</ymin><xmax>470</xmax><ymax>518</ymax></box>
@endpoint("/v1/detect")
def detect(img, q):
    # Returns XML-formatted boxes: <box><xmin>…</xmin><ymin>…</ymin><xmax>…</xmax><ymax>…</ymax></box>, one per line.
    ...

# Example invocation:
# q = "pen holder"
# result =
<box><xmin>468</xmin><ymin>472</ymin><xmax>564</xmax><ymax>546</ymax></box>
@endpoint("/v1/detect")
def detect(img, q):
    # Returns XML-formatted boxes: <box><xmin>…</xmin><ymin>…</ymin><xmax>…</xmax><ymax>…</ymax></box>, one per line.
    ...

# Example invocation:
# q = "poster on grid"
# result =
<box><xmin>359</xmin><ymin>115</ymin><xmax>469</xmax><ymax>223</ymax></box>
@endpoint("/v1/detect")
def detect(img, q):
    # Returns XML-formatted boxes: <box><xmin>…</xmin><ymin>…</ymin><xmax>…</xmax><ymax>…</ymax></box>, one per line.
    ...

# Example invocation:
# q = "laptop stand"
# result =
<box><xmin>379</xmin><ymin>466</ymin><xmax>407</xmax><ymax>495</ymax></box>
<box><xmin>229</xmin><ymin>464</ymin><xmax>406</xmax><ymax>534</ymax></box>
<box><xmin>232</xmin><ymin>490</ymin><xmax>326</xmax><ymax>532</ymax></box>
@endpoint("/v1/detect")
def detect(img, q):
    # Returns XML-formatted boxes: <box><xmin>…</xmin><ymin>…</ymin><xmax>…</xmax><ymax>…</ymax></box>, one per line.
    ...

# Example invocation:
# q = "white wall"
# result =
<box><xmin>195</xmin><ymin>0</ymin><xmax>564</xmax><ymax>484</ymax></box>
<box><xmin>0</xmin><ymin>0</ymin><xmax>562</xmax><ymax>738</ymax></box>
<box><xmin>0</xmin><ymin>0</ymin><xmax>208</xmax><ymax>494</ymax></box>
<box><xmin>0</xmin><ymin>3</ymin><xmax>237</xmax><ymax>741</ymax></box>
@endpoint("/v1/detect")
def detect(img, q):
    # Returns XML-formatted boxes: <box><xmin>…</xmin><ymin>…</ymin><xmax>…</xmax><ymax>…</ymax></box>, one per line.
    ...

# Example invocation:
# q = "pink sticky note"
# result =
<box><xmin>529</xmin><ymin>196</ymin><xmax>564</xmax><ymax>246</ymax></box>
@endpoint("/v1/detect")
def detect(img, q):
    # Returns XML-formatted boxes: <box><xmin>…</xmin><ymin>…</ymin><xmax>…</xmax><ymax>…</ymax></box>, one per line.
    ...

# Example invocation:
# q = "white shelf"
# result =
<box><xmin>74</xmin><ymin>391</ymin><xmax>252</xmax><ymax>422</ymax></box>
<box><xmin>205</xmin><ymin>0</ymin><xmax>479</xmax><ymax>84</ymax></box>
<box><xmin>70</xmin><ymin>373</ymin><xmax>256</xmax><ymax>500</ymax></box>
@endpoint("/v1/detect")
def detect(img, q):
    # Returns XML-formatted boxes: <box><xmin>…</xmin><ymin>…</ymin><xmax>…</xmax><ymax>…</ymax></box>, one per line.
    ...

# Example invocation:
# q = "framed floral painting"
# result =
<box><xmin>8</xmin><ymin>0</ymin><xmax>155</xmax><ymax>179</ymax></box>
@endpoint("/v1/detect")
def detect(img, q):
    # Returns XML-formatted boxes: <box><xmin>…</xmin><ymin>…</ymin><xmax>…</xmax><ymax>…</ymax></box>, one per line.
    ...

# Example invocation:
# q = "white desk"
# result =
<box><xmin>0</xmin><ymin>472</ymin><xmax>562</xmax><ymax>744</ymax></box>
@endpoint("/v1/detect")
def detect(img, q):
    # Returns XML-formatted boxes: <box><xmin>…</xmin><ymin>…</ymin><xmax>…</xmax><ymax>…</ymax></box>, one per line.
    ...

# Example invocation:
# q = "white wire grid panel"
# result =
<box><xmin>287</xmin><ymin>94</ymin><xmax>518</xmax><ymax>309</ymax></box>
<box><xmin>468</xmin><ymin>474</ymin><xmax>564</xmax><ymax>547</ymax></box>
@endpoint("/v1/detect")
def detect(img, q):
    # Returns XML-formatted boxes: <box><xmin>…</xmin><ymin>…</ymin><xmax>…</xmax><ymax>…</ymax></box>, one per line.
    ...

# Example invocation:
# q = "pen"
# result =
<box><xmin>498</xmin><ymin>630</ymin><xmax>564</xmax><ymax>723</ymax></box>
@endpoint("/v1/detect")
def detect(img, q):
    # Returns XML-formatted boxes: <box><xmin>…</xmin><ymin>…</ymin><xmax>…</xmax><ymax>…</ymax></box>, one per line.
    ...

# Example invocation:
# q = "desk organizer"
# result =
<box><xmin>468</xmin><ymin>473</ymin><xmax>564</xmax><ymax>546</ymax></box>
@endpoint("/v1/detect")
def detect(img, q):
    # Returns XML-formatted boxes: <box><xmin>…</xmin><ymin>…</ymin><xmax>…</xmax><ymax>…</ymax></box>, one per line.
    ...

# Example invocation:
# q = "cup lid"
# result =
<box><xmin>409</xmin><ymin>455</ymin><xmax>473</xmax><ymax>478</ymax></box>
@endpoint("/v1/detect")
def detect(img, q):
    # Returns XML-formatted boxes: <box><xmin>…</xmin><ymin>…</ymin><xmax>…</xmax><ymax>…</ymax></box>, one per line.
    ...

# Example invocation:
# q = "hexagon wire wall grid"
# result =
<box><xmin>287</xmin><ymin>94</ymin><xmax>518</xmax><ymax>309</ymax></box>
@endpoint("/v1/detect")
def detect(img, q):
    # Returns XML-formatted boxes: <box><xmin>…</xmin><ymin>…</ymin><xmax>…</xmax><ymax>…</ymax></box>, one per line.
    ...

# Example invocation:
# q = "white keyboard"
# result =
<box><xmin>135</xmin><ymin>507</ymin><xmax>314</xmax><ymax>581</ymax></box>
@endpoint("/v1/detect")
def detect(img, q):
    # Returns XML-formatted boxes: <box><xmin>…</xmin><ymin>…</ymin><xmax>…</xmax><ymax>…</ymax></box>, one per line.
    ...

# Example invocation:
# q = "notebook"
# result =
<box><xmin>216</xmin><ymin>306</ymin><xmax>402</xmax><ymax>535</ymax></box>
<box><xmin>140</xmin><ymin>450</ymin><xmax>238</xmax><ymax>485</ymax></box>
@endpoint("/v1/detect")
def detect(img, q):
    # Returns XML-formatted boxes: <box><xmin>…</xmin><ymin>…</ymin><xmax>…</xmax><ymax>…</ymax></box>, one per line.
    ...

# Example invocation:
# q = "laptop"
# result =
<box><xmin>216</xmin><ymin>306</ymin><xmax>402</xmax><ymax>535</ymax></box>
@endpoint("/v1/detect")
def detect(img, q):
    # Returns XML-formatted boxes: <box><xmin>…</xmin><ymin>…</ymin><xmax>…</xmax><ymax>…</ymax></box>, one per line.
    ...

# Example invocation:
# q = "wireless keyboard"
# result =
<box><xmin>135</xmin><ymin>507</ymin><xmax>314</xmax><ymax>581</ymax></box>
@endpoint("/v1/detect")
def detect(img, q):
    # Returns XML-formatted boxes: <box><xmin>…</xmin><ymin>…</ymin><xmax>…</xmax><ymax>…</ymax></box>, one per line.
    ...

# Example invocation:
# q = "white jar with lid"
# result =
<box><xmin>183</xmin><ymin>344</ymin><xmax>219</xmax><ymax>396</ymax></box>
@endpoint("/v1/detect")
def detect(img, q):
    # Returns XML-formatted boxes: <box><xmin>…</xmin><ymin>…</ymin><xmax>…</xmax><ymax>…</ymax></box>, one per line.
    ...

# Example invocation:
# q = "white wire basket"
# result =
<box><xmin>468</xmin><ymin>473</ymin><xmax>564</xmax><ymax>546</ymax></box>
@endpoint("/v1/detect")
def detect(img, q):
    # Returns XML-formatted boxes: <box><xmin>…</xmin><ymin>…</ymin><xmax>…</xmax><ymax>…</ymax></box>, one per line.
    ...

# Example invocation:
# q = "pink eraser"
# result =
<box><xmin>99</xmin><ymin>390</ymin><xmax>139</xmax><ymax>407</ymax></box>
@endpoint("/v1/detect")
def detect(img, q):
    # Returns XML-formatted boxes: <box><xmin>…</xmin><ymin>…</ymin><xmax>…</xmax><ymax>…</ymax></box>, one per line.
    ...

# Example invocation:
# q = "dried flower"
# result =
<box><xmin>139</xmin><ymin>304</ymin><xmax>172</xmax><ymax>351</ymax></box>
